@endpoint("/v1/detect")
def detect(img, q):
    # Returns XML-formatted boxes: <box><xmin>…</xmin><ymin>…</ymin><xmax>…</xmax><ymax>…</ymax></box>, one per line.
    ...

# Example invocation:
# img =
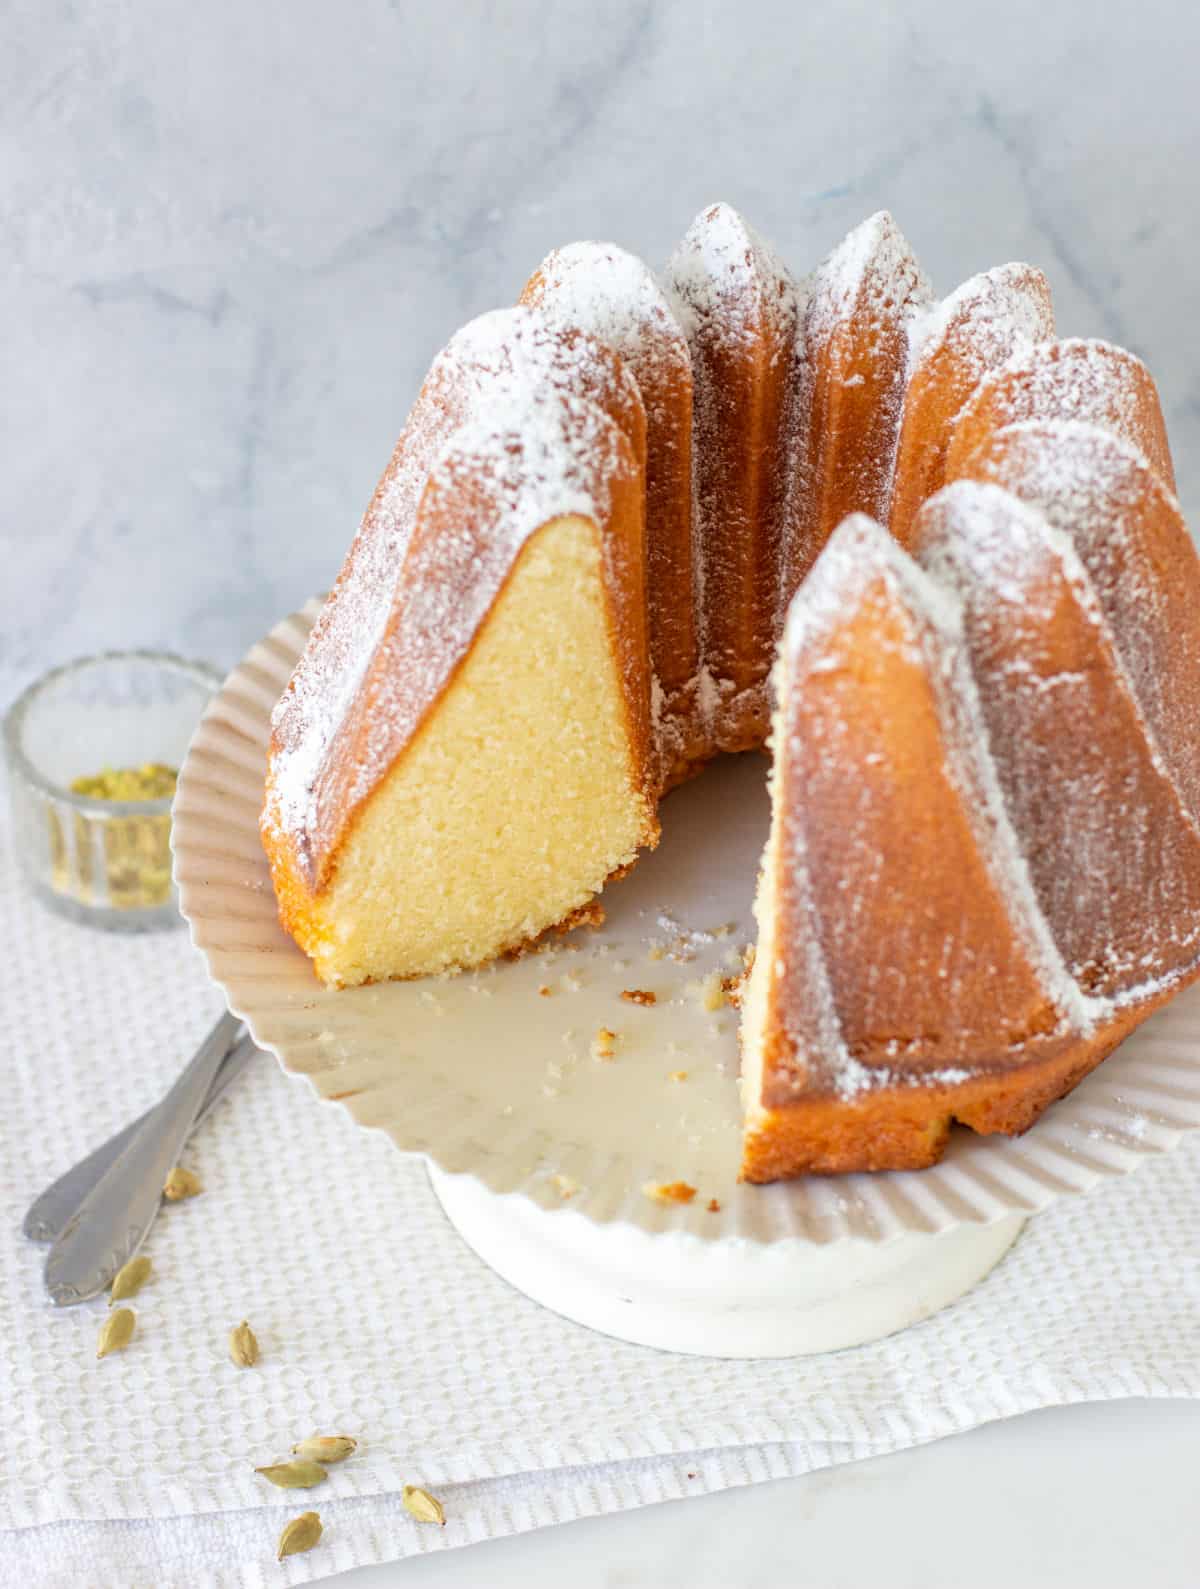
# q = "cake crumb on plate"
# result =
<box><xmin>591</xmin><ymin>1027</ymin><xmax>617</xmax><ymax>1061</ymax></box>
<box><xmin>642</xmin><ymin>1180</ymin><xmax>696</xmax><ymax>1205</ymax></box>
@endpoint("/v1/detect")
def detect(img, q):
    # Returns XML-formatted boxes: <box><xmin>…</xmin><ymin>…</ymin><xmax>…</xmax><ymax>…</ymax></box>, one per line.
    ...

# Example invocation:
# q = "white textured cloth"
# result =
<box><xmin>2</xmin><ymin>811</ymin><xmax>1198</xmax><ymax>1589</ymax></box>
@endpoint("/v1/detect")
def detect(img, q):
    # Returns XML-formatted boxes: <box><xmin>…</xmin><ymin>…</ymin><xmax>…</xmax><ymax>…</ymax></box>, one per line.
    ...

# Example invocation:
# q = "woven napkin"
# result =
<box><xmin>2</xmin><ymin>807</ymin><xmax>1198</xmax><ymax>1589</ymax></box>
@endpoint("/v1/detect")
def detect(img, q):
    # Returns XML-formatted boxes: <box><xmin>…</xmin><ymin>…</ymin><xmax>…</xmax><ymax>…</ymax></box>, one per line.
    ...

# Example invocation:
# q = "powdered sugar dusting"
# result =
<box><xmin>267</xmin><ymin>307</ymin><xmax>642</xmax><ymax>865</ymax></box>
<box><xmin>523</xmin><ymin>241</ymin><xmax>691</xmax><ymax>414</ymax></box>
<box><xmin>905</xmin><ymin>566</ymin><xmax>1102</xmax><ymax>1041</ymax></box>
<box><xmin>959</xmin><ymin>337</ymin><xmax>1176</xmax><ymax>491</ymax></box>
<box><xmin>960</xmin><ymin>418</ymin><xmax>1200</xmax><ymax>822</ymax></box>
<box><xmin>908</xmin><ymin>262</ymin><xmax>1053</xmax><ymax>383</ymax></box>
<box><xmin>805</xmin><ymin>521</ymin><xmax>1093</xmax><ymax>1042</ymax></box>
<box><xmin>804</xmin><ymin>211</ymin><xmax>933</xmax><ymax>355</ymax></box>
<box><xmin>796</xmin><ymin>211</ymin><xmax>933</xmax><ymax>557</ymax></box>
<box><xmin>783</xmin><ymin>512</ymin><xmax>958</xmax><ymax>658</ymax></box>
<box><xmin>666</xmin><ymin>202</ymin><xmax>800</xmax><ymax>355</ymax></box>
<box><xmin>774</xmin><ymin>513</ymin><xmax>1099</xmax><ymax>1098</ymax></box>
<box><xmin>665</xmin><ymin>204</ymin><xmax>806</xmax><ymax>739</ymax></box>
<box><xmin>348</xmin><ymin>392</ymin><xmax>632</xmax><ymax>802</ymax></box>
<box><xmin>916</xmin><ymin>478</ymin><xmax>1200</xmax><ymax>1005</ymax></box>
<box><xmin>522</xmin><ymin>239</ymin><xmax>698</xmax><ymax>780</ymax></box>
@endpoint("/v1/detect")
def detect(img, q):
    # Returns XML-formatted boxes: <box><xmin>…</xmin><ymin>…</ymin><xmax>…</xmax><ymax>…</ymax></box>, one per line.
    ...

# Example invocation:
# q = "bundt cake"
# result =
<box><xmin>262</xmin><ymin>205</ymin><xmax>1198</xmax><ymax>1179</ymax></box>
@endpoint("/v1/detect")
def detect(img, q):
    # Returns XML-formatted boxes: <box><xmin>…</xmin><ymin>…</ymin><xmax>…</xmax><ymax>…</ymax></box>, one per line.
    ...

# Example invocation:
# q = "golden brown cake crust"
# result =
<box><xmin>914</xmin><ymin>481</ymin><xmax>1200</xmax><ymax>1000</ymax></box>
<box><xmin>948</xmin><ymin>419</ymin><xmax>1200</xmax><ymax>825</ymax></box>
<box><xmin>740</xmin><ymin>495</ymin><xmax>1200</xmax><ymax>1177</ymax></box>
<box><xmin>889</xmin><ymin>263</ymin><xmax>1053</xmax><ymax>546</ymax></box>
<box><xmin>776</xmin><ymin>518</ymin><xmax>1075</xmax><ymax>1071</ymax></box>
<box><xmin>666</xmin><ymin>204</ymin><xmax>802</xmax><ymax>751</ymax></box>
<box><xmin>945</xmin><ymin>337</ymin><xmax>1176</xmax><ymax>494</ymax></box>
<box><xmin>786</xmin><ymin>212</ymin><xmax>930</xmax><ymax>594</ymax></box>
<box><xmin>740</xmin><ymin>980</ymin><xmax>1192</xmax><ymax>1178</ymax></box>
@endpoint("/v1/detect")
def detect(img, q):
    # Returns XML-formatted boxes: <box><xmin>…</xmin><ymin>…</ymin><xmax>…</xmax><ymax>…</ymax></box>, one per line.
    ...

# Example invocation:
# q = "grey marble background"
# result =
<box><xmin>4</xmin><ymin>0</ymin><xmax>1198</xmax><ymax>706</ymax></box>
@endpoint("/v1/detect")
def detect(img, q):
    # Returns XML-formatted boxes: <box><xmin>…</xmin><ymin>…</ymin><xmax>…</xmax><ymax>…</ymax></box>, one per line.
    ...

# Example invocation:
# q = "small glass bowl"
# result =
<box><xmin>4</xmin><ymin>651</ymin><xmax>223</xmax><ymax>931</ymax></box>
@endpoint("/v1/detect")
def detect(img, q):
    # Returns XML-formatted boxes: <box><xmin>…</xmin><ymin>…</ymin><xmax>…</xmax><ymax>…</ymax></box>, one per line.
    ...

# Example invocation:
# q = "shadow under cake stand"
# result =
<box><xmin>172</xmin><ymin>604</ymin><xmax>1200</xmax><ymax>1358</ymax></box>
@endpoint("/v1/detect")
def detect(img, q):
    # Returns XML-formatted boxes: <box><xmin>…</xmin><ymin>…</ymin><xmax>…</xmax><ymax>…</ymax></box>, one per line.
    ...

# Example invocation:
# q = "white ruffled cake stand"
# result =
<box><xmin>172</xmin><ymin>604</ymin><xmax>1200</xmax><ymax>1358</ymax></box>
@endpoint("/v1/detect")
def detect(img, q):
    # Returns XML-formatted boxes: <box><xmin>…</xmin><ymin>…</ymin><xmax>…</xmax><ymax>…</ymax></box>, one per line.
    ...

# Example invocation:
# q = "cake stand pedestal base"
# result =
<box><xmin>429</xmin><ymin>1165</ymin><xmax>1024</xmax><ymax>1358</ymax></box>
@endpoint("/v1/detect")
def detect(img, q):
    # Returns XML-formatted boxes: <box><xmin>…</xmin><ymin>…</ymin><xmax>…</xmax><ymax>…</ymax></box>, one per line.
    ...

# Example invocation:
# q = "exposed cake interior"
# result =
<box><xmin>288</xmin><ymin>515</ymin><xmax>655</xmax><ymax>984</ymax></box>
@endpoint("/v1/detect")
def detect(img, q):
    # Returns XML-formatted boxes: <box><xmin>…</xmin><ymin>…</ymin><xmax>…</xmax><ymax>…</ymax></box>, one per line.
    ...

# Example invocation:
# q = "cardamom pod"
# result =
<box><xmin>276</xmin><ymin>1510</ymin><xmax>323</xmax><ymax>1561</ymax></box>
<box><xmin>97</xmin><ymin>1307</ymin><xmax>136</xmax><ymax>1359</ymax></box>
<box><xmin>163</xmin><ymin>1166</ymin><xmax>202</xmax><ymax>1201</ymax></box>
<box><xmin>109</xmin><ymin>1254</ymin><xmax>151</xmax><ymax>1303</ymax></box>
<box><xmin>291</xmin><ymin>1435</ymin><xmax>357</xmax><ymax>1465</ymax></box>
<box><xmin>255</xmin><ymin>1460</ymin><xmax>327</xmax><ymax>1490</ymax></box>
<box><xmin>229</xmin><ymin>1320</ymin><xmax>259</xmax><ymax>1367</ymax></box>
<box><xmin>402</xmin><ymin>1484</ymin><xmax>446</xmax><ymax>1525</ymax></box>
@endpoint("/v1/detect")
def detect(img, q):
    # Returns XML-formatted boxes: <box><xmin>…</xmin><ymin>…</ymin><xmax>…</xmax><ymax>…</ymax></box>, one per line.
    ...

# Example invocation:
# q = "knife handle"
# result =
<box><xmin>43</xmin><ymin>1011</ymin><xmax>242</xmax><ymax>1305</ymax></box>
<box><xmin>22</xmin><ymin>1025</ymin><xmax>256</xmax><ymax>1244</ymax></box>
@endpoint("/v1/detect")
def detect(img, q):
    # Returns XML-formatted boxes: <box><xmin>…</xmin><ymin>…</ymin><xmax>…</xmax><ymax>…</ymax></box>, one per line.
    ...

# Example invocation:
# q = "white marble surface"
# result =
<box><xmin>312</xmin><ymin>1400</ymin><xmax>1200</xmax><ymax>1588</ymax></box>
<box><xmin>5</xmin><ymin>3</ymin><xmax>1199</xmax><ymax>1583</ymax></box>
<box><xmin>4</xmin><ymin>0</ymin><xmax>1199</xmax><ymax>709</ymax></box>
